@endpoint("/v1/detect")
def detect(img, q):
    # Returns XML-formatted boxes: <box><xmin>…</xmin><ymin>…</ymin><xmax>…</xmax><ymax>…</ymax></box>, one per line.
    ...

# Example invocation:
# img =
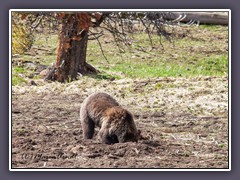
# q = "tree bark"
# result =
<box><xmin>47</xmin><ymin>13</ymin><xmax>98</xmax><ymax>82</ymax></box>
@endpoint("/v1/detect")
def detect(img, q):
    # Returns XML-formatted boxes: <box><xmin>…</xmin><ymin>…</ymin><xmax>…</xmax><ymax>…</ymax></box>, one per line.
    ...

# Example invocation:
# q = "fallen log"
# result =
<box><xmin>169</xmin><ymin>12</ymin><xmax>229</xmax><ymax>25</ymax></box>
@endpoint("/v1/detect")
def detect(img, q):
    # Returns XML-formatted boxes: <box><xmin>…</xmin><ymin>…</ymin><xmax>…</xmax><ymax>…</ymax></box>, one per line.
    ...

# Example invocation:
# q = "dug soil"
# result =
<box><xmin>11</xmin><ymin>76</ymin><xmax>229</xmax><ymax>169</ymax></box>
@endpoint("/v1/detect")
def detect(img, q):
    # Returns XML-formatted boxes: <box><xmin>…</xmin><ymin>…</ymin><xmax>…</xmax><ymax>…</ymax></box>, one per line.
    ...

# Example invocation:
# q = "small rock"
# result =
<box><xmin>30</xmin><ymin>80</ymin><xmax>37</xmax><ymax>86</ymax></box>
<box><xmin>39</xmin><ymin>69</ymin><xmax>50</xmax><ymax>77</ymax></box>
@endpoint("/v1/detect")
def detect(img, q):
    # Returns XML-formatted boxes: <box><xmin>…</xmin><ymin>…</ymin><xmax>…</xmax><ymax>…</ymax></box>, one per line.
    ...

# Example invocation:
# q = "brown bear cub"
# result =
<box><xmin>80</xmin><ymin>92</ymin><xmax>139</xmax><ymax>144</ymax></box>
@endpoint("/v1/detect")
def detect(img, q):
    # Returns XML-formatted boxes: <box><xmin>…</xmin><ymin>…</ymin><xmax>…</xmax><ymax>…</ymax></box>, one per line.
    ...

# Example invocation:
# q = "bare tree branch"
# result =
<box><xmin>88</xmin><ymin>29</ymin><xmax>109</xmax><ymax>64</ymax></box>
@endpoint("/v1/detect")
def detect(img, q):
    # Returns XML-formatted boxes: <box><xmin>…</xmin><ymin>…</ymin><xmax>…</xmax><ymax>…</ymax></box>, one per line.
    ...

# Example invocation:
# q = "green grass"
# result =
<box><xmin>12</xmin><ymin>67</ymin><xmax>28</xmax><ymax>85</ymax></box>
<box><xmin>87</xmin><ymin>25</ymin><xmax>228</xmax><ymax>78</ymax></box>
<box><xmin>89</xmin><ymin>51</ymin><xmax>228</xmax><ymax>78</ymax></box>
<box><xmin>12</xmin><ymin>24</ymin><xmax>228</xmax><ymax>85</ymax></box>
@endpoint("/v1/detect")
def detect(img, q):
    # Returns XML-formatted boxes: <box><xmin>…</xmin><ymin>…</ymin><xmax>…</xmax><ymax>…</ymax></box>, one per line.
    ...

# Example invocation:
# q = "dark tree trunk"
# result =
<box><xmin>46</xmin><ymin>13</ymin><xmax>98</xmax><ymax>82</ymax></box>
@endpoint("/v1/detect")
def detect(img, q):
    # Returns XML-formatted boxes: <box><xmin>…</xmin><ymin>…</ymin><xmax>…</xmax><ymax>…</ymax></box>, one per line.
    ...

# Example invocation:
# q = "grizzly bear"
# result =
<box><xmin>80</xmin><ymin>92</ymin><xmax>139</xmax><ymax>144</ymax></box>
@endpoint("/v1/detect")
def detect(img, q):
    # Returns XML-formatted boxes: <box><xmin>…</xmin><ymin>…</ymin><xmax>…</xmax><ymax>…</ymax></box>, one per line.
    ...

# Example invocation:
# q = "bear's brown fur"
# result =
<box><xmin>80</xmin><ymin>92</ymin><xmax>138</xmax><ymax>144</ymax></box>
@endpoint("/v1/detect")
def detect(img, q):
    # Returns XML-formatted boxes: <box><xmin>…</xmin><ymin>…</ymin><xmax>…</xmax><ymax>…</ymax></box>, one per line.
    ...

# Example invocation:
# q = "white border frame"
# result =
<box><xmin>9</xmin><ymin>9</ymin><xmax>231</xmax><ymax>171</ymax></box>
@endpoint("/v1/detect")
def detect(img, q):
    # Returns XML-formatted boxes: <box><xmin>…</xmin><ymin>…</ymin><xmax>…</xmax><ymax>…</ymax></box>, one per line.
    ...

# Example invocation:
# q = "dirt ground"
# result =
<box><xmin>11</xmin><ymin>76</ymin><xmax>229</xmax><ymax>169</ymax></box>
